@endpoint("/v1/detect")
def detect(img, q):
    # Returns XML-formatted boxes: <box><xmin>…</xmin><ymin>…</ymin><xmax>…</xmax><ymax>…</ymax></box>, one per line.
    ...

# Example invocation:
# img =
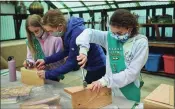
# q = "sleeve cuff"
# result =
<box><xmin>45</xmin><ymin>71</ymin><xmax>49</xmax><ymax>79</ymax></box>
<box><xmin>98</xmin><ymin>78</ymin><xmax>107</xmax><ymax>87</ymax></box>
<box><xmin>79</xmin><ymin>47</ymin><xmax>89</xmax><ymax>56</ymax></box>
<box><xmin>44</xmin><ymin>58</ymin><xmax>49</xmax><ymax>64</ymax></box>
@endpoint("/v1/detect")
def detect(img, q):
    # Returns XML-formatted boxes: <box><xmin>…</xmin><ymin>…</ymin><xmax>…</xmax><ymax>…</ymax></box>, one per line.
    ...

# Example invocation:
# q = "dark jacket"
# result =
<box><xmin>44</xmin><ymin>17</ymin><xmax>106</xmax><ymax>80</ymax></box>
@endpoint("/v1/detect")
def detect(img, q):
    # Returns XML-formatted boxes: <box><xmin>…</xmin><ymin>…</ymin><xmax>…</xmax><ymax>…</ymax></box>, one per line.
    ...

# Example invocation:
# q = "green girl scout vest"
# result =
<box><xmin>26</xmin><ymin>37</ymin><xmax>64</xmax><ymax>80</ymax></box>
<box><xmin>107</xmin><ymin>31</ymin><xmax>141</xmax><ymax>103</ymax></box>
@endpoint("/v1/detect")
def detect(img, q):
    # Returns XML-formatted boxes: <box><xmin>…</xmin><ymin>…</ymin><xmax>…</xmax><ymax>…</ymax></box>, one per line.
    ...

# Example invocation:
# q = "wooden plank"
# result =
<box><xmin>20</xmin><ymin>67</ymin><xmax>44</xmax><ymax>85</ymax></box>
<box><xmin>64</xmin><ymin>84</ymin><xmax>93</xmax><ymax>95</ymax></box>
<box><xmin>140</xmin><ymin>24</ymin><xmax>175</xmax><ymax>27</ymax></box>
<box><xmin>141</xmin><ymin>70</ymin><xmax>175</xmax><ymax>79</ymax></box>
<box><xmin>64</xmin><ymin>85</ymin><xmax>112</xmax><ymax>109</ymax></box>
<box><xmin>20</xmin><ymin>104</ymin><xmax>61</xmax><ymax>109</ymax></box>
<box><xmin>20</xmin><ymin>104</ymin><xmax>50</xmax><ymax>109</ymax></box>
<box><xmin>146</xmin><ymin>84</ymin><xmax>170</xmax><ymax>105</ymax></box>
<box><xmin>20</xmin><ymin>96</ymin><xmax>60</xmax><ymax>106</ymax></box>
<box><xmin>144</xmin><ymin>84</ymin><xmax>174</xmax><ymax>109</ymax></box>
<box><xmin>144</xmin><ymin>99</ymin><xmax>174</xmax><ymax>109</ymax></box>
<box><xmin>149</xmin><ymin>41</ymin><xmax>175</xmax><ymax>48</ymax></box>
<box><xmin>169</xmin><ymin>85</ymin><xmax>174</xmax><ymax>106</ymax></box>
<box><xmin>1</xmin><ymin>86</ymin><xmax>33</xmax><ymax>99</ymax></box>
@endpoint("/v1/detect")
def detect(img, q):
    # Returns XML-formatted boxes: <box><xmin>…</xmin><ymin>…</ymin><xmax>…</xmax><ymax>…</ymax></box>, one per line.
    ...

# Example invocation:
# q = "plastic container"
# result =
<box><xmin>145</xmin><ymin>53</ymin><xmax>162</xmax><ymax>72</ymax></box>
<box><xmin>8</xmin><ymin>56</ymin><xmax>16</xmax><ymax>82</ymax></box>
<box><xmin>162</xmin><ymin>55</ymin><xmax>175</xmax><ymax>74</ymax></box>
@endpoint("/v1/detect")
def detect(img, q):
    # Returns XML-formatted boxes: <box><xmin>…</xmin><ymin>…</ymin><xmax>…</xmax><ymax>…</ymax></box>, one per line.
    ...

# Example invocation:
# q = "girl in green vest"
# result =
<box><xmin>76</xmin><ymin>9</ymin><xmax>149</xmax><ymax>108</ymax></box>
<box><xmin>23</xmin><ymin>14</ymin><xmax>65</xmax><ymax>81</ymax></box>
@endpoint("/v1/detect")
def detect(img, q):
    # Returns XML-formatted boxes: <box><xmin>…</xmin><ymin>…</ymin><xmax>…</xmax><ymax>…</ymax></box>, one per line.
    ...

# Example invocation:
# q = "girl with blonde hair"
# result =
<box><xmin>23</xmin><ymin>14</ymin><xmax>65</xmax><ymax>81</ymax></box>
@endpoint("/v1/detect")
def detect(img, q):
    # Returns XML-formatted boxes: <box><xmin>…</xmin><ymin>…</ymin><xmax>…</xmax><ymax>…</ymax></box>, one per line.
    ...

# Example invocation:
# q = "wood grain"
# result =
<box><xmin>64</xmin><ymin>85</ymin><xmax>112</xmax><ymax>109</ymax></box>
<box><xmin>20</xmin><ymin>67</ymin><xmax>44</xmax><ymax>85</ymax></box>
<box><xmin>1</xmin><ymin>86</ymin><xmax>33</xmax><ymax>98</ymax></box>
<box><xmin>144</xmin><ymin>84</ymin><xmax>174</xmax><ymax>109</ymax></box>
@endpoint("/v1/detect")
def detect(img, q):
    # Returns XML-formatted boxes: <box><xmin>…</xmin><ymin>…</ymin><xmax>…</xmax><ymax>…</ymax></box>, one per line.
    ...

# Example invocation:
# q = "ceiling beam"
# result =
<box><xmin>135</xmin><ymin>1</ymin><xmax>141</xmax><ymax>7</ymax></box>
<box><xmin>105</xmin><ymin>0</ymin><xmax>113</xmax><ymax>9</ymax></box>
<box><xmin>59</xmin><ymin>1</ymin><xmax>73</xmax><ymax>12</ymax></box>
<box><xmin>113</xmin><ymin>0</ymin><xmax>119</xmax><ymax>8</ymax></box>
<box><xmin>58</xmin><ymin>3</ymin><xmax>118</xmax><ymax>9</ymax></box>
<box><xmin>44</xmin><ymin>0</ymin><xmax>58</xmax><ymax>9</ymax></box>
<box><xmin>79</xmin><ymin>0</ymin><xmax>90</xmax><ymax>11</ymax></box>
<box><xmin>69</xmin><ymin>4</ymin><xmax>174</xmax><ymax>14</ymax></box>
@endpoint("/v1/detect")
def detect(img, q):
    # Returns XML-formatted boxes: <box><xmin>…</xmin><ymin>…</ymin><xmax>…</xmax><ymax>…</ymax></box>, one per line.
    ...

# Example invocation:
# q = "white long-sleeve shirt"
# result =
<box><xmin>76</xmin><ymin>28</ymin><xmax>148</xmax><ymax>97</ymax></box>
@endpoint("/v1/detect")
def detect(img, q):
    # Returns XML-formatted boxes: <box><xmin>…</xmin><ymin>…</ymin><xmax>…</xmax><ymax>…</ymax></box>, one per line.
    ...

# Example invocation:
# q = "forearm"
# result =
<box><xmin>76</xmin><ymin>28</ymin><xmax>107</xmax><ymax>50</ymax></box>
<box><xmin>45</xmin><ymin>60</ymin><xmax>77</xmax><ymax>80</ymax></box>
<box><xmin>44</xmin><ymin>51</ymin><xmax>67</xmax><ymax>64</ymax></box>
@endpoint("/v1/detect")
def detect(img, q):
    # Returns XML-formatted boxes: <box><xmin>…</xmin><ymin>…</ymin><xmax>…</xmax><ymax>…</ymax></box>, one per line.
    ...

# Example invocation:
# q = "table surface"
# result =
<box><xmin>1</xmin><ymin>69</ymin><xmax>135</xmax><ymax>109</ymax></box>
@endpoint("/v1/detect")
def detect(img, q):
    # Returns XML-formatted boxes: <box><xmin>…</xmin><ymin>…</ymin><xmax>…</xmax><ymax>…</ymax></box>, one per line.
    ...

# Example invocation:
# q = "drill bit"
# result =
<box><xmin>81</xmin><ymin>68</ymin><xmax>87</xmax><ymax>88</ymax></box>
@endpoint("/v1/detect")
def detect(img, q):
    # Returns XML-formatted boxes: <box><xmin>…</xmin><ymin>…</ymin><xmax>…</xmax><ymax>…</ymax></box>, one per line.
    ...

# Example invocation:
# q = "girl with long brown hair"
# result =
<box><xmin>23</xmin><ymin>14</ymin><xmax>65</xmax><ymax>81</ymax></box>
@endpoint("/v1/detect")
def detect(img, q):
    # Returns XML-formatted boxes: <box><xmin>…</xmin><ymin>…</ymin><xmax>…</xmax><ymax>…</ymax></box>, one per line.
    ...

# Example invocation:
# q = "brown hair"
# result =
<box><xmin>25</xmin><ymin>14</ymin><xmax>43</xmax><ymax>57</ymax></box>
<box><xmin>42</xmin><ymin>9</ymin><xmax>67</xmax><ymax>27</ymax></box>
<box><xmin>110</xmin><ymin>9</ymin><xmax>139</xmax><ymax>37</ymax></box>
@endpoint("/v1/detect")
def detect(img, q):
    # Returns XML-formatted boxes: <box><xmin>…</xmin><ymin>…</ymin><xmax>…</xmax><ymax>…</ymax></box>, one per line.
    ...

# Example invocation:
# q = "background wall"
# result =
<box><xmin>1</xmin><ymin>40</ymin><xmax>27</xmax><ymax>69</ymax></box>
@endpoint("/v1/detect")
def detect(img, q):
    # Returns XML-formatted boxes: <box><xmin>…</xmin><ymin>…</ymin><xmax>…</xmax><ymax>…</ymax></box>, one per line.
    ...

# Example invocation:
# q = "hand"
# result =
<box><xmin>37</xmin><ymin>65</ymin><xmax>46</xmax><ymax>70</ymax></box>
<box><xmin>37</xmin><ymin>70</ymin><xmax>45</xmax><ymax>79</ymax></box>
<box><xmin>35</xmin><ymin>59</ymin><xmax>45</xmax><ymax>69</ymax></box>
<box><xmin>90</xmin><ymin>81</ymin><xmax>103</xmax><ymax>93</ymax></box>
<box><xmin>64</xmin><ymin>56</ymin><xmax>68</xmax><ymax>61</ymax></box>
<box><xmin>23</xmin><ymin>60</ymin><xmax>34</xmax><ymax>68</ymax></box>
<box><xmin>77</xmin><ymin>54</ymin><xmax>87</xmax><ymax>68</ymax></box>
<box><xmin>23</xmin><ymin>60</ymin><xmax>27</xmax><ymax>68</ymax></box>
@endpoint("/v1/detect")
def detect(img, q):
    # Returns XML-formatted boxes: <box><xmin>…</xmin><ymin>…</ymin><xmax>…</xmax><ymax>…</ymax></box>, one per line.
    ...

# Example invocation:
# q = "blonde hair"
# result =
<box><xmin>42</xmin><ymin>9</ymin><xmax>67</xmax><ymax>27</ymax></box>
<box><xmin>25</xmin><ymin>14</ymin><xmax>43</xmax><ymax>58</ymax></box>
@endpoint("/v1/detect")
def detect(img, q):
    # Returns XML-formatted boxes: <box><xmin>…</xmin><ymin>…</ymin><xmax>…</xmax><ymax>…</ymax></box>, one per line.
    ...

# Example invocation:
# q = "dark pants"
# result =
<box><xmin>85</xmin><ymin>66</ymin><xmax>106</xmax><ymax>84</ymax></box>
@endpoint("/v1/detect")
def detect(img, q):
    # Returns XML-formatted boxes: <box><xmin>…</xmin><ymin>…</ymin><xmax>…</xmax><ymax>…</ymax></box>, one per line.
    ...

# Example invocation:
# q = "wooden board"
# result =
<box><xmin>20</xmin><ymin>67</ymin><xmax>44</xmax><ymax>85</ymax></box>
<box><xmin>64</xmin><ymin>85</ymin><xmax>112</xmax><ymax>109</ymax></box>
<box><xmin>144</xmin><ymin>84</ymin><xmax>174</xmax><ymax>109</ymax></box>
<box><xmin>20</xmin><ymin>104</ymin><xmax>50</xmax><ymax>109</ymax></box>
<box><xmin>20</xmin><ymin>104</ymin><xmax>61</xmax><ymax>109</ymax></box>
<box><xmin>1</xmin><ymin>86</ymin><xmax>33</xmax><ymax>99</ymax></box>
<box><xmin>20</xmin><ymin>96</ymin><xmax>61</xmax><ymax>109</ymax></box>
<box><xmin>144</xmin><ymin>99</ymin><xmax>174</xmax><ymax>109</ymax></box>
<box><xmin>20</xmin><ymin>96</ymin><xmax>60</xmax><ymax>106</ymax></box>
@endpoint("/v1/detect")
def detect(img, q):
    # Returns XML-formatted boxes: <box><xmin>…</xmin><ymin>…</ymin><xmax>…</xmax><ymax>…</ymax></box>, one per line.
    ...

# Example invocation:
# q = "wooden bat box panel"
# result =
<box><xmin>20</xmin><ymin>67</ymin><xmax>44</xmax><ymax>85</ymax></box>
<box><xmin>64</xmin><ymin>85</ymin><xmax>112</xmax><ymax>109</ymax></box>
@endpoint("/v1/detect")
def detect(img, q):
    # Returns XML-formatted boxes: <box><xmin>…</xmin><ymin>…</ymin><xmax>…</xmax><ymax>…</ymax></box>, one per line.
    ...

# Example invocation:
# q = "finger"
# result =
<box><xmin>80</xmin><ymin>58</ymin><xmax>87</xmax><ymax>67</ymax></box>
<box><xmin>80</xmin><ymin>63</ymin><xmax>86</xmax><ymax>68</ymax></box>
<box><xmin>81</xmin><ymin>57</ymin><xmax>87</xmax><ymax>63</ymax></box>
<box><xmin>97</xmin><ymin>83</ymin><xmax>101</xmax><ymax>93</ymax></box>
<box><xmin>92</xmin><ymin>84</ymin><xmax>97</xmax><ymax>92</ymax></box>
<box><xmin>35</xmin><ymin>61</ymin><xmax>40</xmax><ymax>66</ymax></box>
<box><xmin>37</xmin><ymin>62</ymin><xmax>43</xmax><ymax>68</ymax></box>
<box><xmin>40</xmin><ymin>66</ymin><xmax>45</xmax><ymax>70</ymax></box>
<box><xmin>90</xmin><ymin>83</ymin><xmax>95</xmax><ymax>90</ymax></box>
<box><xmin>23</xmin><ymin>63</ymin><xmax>27</xmax><ymax>68</ymax></box>
<box><xmin>77</xmin><ymin>56</ymin><xmax>84</xmax><ymax>61</ymax></box>
<box><xmin>78</xmin><ymin>59</ymin><xmax>86</xmax><ymax>65</ymax></box>
<box><xmin>39</xmin><ymin>67</ymin><xmax>43</xmax><ymax>70</ymax></box>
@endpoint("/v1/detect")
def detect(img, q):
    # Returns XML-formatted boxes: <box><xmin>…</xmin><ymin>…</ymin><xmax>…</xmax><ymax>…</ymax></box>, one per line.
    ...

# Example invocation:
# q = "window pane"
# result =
<box><xmin>1</xmin><ymin>16</ymin><xmax>16</xmax><ymax>40</ymax></box>
<box><xmin>83</xmin><ymin>1</ymin><xmax>106</xmax><ymax>6</ymax></box>
<box><xmin>71</xmin><ymin>7</ymin><xmax>87</xmax><ymax>12</ymax></box>
<box><xmin>64</xmin><ymin>2</ymin><xmax>83</xmax><ymax>7</ymax></box>
<box><xmin>89</xmin><ymin>5</ymin><xmax>110</xmax><ymax>10</ymax></box>
<box><xmin>20</xmin><ymin>20</ymin><xmax>27</xmax><ymax>38</ymax></box>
